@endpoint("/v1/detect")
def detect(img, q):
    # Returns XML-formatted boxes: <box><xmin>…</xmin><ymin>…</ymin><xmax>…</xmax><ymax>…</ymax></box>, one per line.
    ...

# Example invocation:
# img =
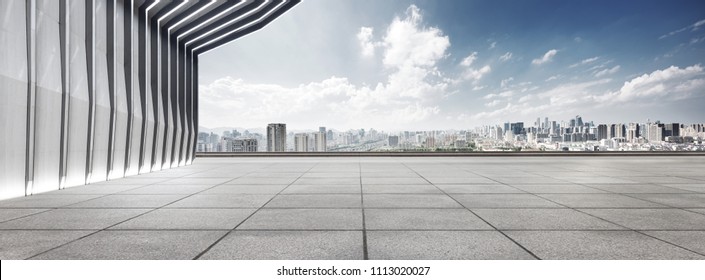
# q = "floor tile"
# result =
<box><xmin>238</xmin><ymin>209</ymin><xmax>362</xmax><ymax>230</ymax></box>
<box><xmin>363</xmin><ymin>194</ymin><xmax>462</xmax><ymax>208</ymax></box>
<box><xmin>506</xmin><ymin>231</ymin><xmax>704</xmax><ymax>260</ymax></box>
<box><xmin>365</xmin><ymin>209</ymin><xmax>492</xmax><ymax>230</ymax></box>
<box><xmin>31</xmin><ymin>230</ymin><xmax>226</xmax><ymax>260</ymax></box>
<box><xmin>0</xmin><ymin>208</ymin><xmax>48</xmax><ymax>222</ymax></box>
<box><xmin>581</xmin><ymin>209</ymin><xmax>705</xmax><ymax>230</ymax></box>
<box><xmin>629</xmin><ymin>194</ymin><xmax>705</xmax><ymax>208</ymax></box>
<box><xmin>367</xmin><ymin>231</ymin><xmax>535</xmax><ymax>260</ymax></box>
<box><xmin>362</xmin><ymin>184</ymin><xmax>442</xmax><ymax>194</ymax></box>
<box><xmin>120</xmin><ymin>184</ymin><xmax>214</xmax><ymax>195</ymax></box>
<box><xmin>435</xmin><ymin>184</ymin><xmax>523</xmax><ymax>194</ymax></box>
<box><xmin>200</xmin><ymin>184</ymin><xmax>288</xmax><ymax>194</ymax></box>
<box><xmin>0</xmin><ymin>209</ymin><xmax>148</xmax><ymax>229</ymax></box>
<box><xmin>0</xmin><ymin>195</ymin><xmax>103</xmax><ymax>208</ymax></box>
<box><xmin>66</xmin><ymin>195</ymin><xmax>187</xmax><ymax>208</ymax></box>
<box><xmin>265</xmin><ymin>194</ymin><xmax>361</xmax><ymax>208</ymax></box>
<box><xmin>538</xmin><ymin>194</ymin><xmax>665</xmax><ymax>208</ymax></box>
<box><xmin>111</xmin><ymin>209</ymin><xmax>256</xmax><ymax>230</ymax></box>
<box><xmin>166</xmin><ymin>194</ymin><xmax>274</xmax><ymax>208</ymax></box>
<box><xmin>510</xmin><ymin>184</ymin><xmax>606</xmax><ymax>194</ymax></box>
<box><xmin>0</xmin><ymin>230</ymin><xmax>94</xmax><ymax>259</ymax></box>
<box><xmin>199</xmin><ymin>231</ymin><xmax>363</xmax><ymax>260</ymax></box>
<box><xmin>281</xmin><ymin>184</ymin><xmax>361</xmax><ymax>194</ymax></box>
<box><xmin>642</xmin><ymin>231</ymin><xmax>705</xmax><ymax>255</ymax></box>
<box><xmin>473</xmin><ymin>209</ymin><xmax>624</xmax><ymax>230</ymax></box>
<box><xmin>452</xmin><ymin>194</ymin><xmax>562</xmax><ymax>208</ymax></box>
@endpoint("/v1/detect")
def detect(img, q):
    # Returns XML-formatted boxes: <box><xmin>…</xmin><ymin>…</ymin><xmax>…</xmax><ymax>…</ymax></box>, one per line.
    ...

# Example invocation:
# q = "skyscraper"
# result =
<box><xmin>232</xmin><ymin>139</ymin><xmax>258</xmax><ymax>152</ymax></box>
<box><xmin>627</xmin><ymin>123</ymin><xmax>640</xmax><ymax>142</ymax></box>
<box><xmin>388</xmin><ymin>136</ymin><xmax>399</xmax><ymax>147</ymax></box>
<box><xmin>267</xmin><ymin>123</ymin><xmax>287</xmax><ymax>152</ymax></box>
<box><xmin>597</xmin><ymin>124</ymin><xmax>608</xmax><ymax>140</ymax></box>
<box><xmin>314</xmin><ymin>132</ymin><xmax>327</xmax><ymax>152</ymax></box>
<box><xmin>664</xmin><ymin>123</ymin><xmax>680</xmax><ymax>138</ymax></box>
<box><xmin>294</xmin><ymin>133</ymin><xmax>309</xmax><ymax>152</ymax></box>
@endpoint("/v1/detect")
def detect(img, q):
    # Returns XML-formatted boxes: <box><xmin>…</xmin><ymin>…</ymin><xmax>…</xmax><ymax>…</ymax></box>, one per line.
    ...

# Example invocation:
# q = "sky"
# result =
<box><xmin>198</xmin><ymin>0</ymin><xmax>705</xmax><ymax>131</ymax></box>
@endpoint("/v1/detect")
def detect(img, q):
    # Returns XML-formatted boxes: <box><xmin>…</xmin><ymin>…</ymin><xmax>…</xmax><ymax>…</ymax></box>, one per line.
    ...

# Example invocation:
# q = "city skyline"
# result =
<box><xmin>195</xmin><ymin>117</ymin><xmax>704</xmax><ymax>153</ymax></box>
<box><xmin>199</xmin><ymin>0</ymin><xmax>705</xmax><ymax>130</ymax></box>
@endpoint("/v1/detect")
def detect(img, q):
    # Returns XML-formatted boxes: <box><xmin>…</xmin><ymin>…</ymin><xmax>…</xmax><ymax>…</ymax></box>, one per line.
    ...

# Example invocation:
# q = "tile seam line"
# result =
<box><xmin>192</xmin><ymin>162</ymin><xmax>320</xmax><ymax>260</ymax></box>
<box><xmin>360</xmin><ymin>160</ymin><xmax>369</xmax><ymax>260</ymax></box>
<box><xmin>524</xmin><ymin>171</ymin><xmax>705</xmax><ymax>258</ymax></box>
<box><xmin>23</xmin><ymin>162</ymin><xmax>277</xmax><ymax>260</ymax></box>
<box><xmin>399</xmin><ymin>162</ymin><xmax>542</xmax><ymax>260</ymax></box>
<box><xmin>528</xmin><ymin>169</ymin><xmax>705</xmax><ymax>218</ymax></box>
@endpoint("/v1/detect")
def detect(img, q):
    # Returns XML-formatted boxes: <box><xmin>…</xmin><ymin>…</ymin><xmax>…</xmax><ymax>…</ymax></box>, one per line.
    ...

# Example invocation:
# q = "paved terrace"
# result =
<box><xmin>1</xmin><ymin>156</ymin><xmax>705</xmax><ymax>260</ymax></box>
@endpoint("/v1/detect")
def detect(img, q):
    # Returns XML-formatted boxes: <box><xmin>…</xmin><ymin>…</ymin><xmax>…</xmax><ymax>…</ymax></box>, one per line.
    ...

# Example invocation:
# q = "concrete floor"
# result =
<box><xmin>1</xmin><ymin>156</ymin><xmax>704</xmax><ymax>260</ymax></box>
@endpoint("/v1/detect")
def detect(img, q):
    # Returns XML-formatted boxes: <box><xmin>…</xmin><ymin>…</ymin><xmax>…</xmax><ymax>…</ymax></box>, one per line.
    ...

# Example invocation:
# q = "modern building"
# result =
<box><xmin>647</xmin><ymin>123</ymin><xmax>665</xmax><ymax>142</ymax></box>
<box><xmin>267</xmin><ymin>123</ymin><xmax>287</xmax><ymax>152</ymax></box>
<box><xmin>314</xmin><ymin>132</ymin><xmax>327</xmax><ymax>152</ymax></box>
<box><xmin>0</xmin><ymin>0</ymin><xmax>300</xmax><ymax>200</ymax></box>
<box><xmin>294</xmin><ymin>133</ymin><xmax>308</xmax><ymax>152</ymax></box>
<box><xmin>627</xmin><ymin>123</ymin><xmax>640</xmax><ymax>142</ymax></box>
<box><xmin>597</xmin><ymin>124</ymin><xmax>608</xmax><ymax>140</ymax></box>
<box><xmin>664</xmin><ymin>123</ymin><xmax>680</xmax><ymax>138</ymax></box>
<box><xmin>232</xmin><ymin>138</ymin><xmax>258</xmax><ymax>152</ymax></box>
<box><xmin>388</xmin><ymin>135</ymin><xmax>399</xmax><ymax>147</ymax></box>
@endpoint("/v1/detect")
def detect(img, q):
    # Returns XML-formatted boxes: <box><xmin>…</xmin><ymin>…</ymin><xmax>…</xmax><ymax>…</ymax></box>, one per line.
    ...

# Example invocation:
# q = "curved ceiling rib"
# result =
<box><xmin>142</xmin><ymin>0</ymin><xmax>299</xmax><ymax>58</ymax></box>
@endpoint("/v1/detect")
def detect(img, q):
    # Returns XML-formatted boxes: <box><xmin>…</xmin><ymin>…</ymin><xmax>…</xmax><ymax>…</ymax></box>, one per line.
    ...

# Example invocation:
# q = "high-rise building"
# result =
<box><xmin>612</xmin><ymin>124</ymin><xmax>625</xmax><ymax>138</ymax></box>
<box><xmin>426</xmin><ymin>137</ymin><xmax>436</xmax><ymax>148</ymax></box>
<box><xmin>232</xmin><ymin>139</ymin><xmax>258</xmax><ymax>152</ymax></box>
<box><xmin>267</xmin><ymin>123</ymin><xmax>287</xmax><ymax>152</ymax></box>
<box><xmin>294</xmin><ymin>133</ymin><xmax>308</xmax><ymax>152</ymax></box>
<box><xmin>510</xmin><ymin>122</ymin><xmax>524</xmax><ymax>135</ymax></box>
<box><xmin>319</xmin><ymin>127</ymin><xmax>326</xmax><ymax>133</ymax></box>
<box><xmin>314</xmin><ymin>132</ymin><xmax>327</xmax><ymax>152</ymax></box>
<box><xmin>597</xmin><ymin>124</ymin><xmax>608</xmax><ymax>140</ymax></box>
<box><xmin>647</xmin><ymin>123</ymin><xmax>664</xmax><ymax>142</ymax></box>
<box><xmin>627</xmin><ymin>123</ymin><xmax>640</xmax><ymax>142</ymax></box>
<box><xmin>664</xmin><ymin>123</ymin><xmax>680</xmax><ymax>138</ymax></box>
<box><xmin>388</xmin><ymin>136</ymin><xmax>399</xmax><ymax>147</ymax></box>
<box><xmin>575</xmin><ymin>115</ymin><xmax>583</xmax><ymax>127</ymax></box>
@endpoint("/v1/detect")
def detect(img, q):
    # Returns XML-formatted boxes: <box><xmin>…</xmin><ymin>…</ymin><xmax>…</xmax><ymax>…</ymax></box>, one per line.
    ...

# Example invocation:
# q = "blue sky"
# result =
<box><xmin>199</xmin><ymin>0</ymin><xmax>705</xmax><ymax>131</ymax></box>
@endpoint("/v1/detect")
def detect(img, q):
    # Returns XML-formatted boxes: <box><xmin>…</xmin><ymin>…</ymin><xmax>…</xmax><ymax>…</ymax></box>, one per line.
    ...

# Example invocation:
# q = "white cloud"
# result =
<box><xmin>458</xmin><ymin>52</ymin><xmax>491</xmax><ymax>84</ymax></box>
<box><xmin>460</xmin><ymin>52</ymin><xmax>478</xmax><ymax>67</ymax></box>
<box><xmin>603</xmin><ymin>64</ymin><xmax>705</xmax><ymax>102</ymax></box>
<box><xmin>574</xmin><ymin>37</ymin><xmax>583</xmax><ymax>43</ymax></box>
<box><xmin>532</xmin><ymin>49</ymin><xmax>558</xmax><ymax>65</ymax></box>
<box><xmin>200</xmin><ymin>5</ymin><xmax>452</xmax><ymax>130</ymax></box>
<box><xmin>500</xmin><ymin>77</ymin><xmax>514</xmax><ymax>88</ymax></box>
<box><xmin>489</xmin><ymin>41</ymin><xmax>497</xmax><ymax>49</ymax></box>
<box><xmin>381</xmin><ymin>5</ymin><xmax>450</xmax><ymax>68</ymax></box>
<box><xmin>462</xmin><ymin>65</ymin><xmax>491</xmax><ymax>83</ymax></box>
<box><xmin>499</xmin><ymin>52</ymin><xmax>513</xmax><ymax>62</ymax></box>
<box><xmin>659</xmin><ymin>18</ymin><xmax>705</xmax><ymax>39</ymax></box>
<box><xmin>594</xmin><ymin>65</ymin><xmax>621</xmax><ymax>77</ymax></box>
<box><xmin>545</xmin><ymin>75</ymin><xmax>561</xmax><ymax>82</ymax></box>
<box><xmin>357</xmin><ymin>27</ymin><xmax>378</xmax><ymax>57</ymax></box>
<box><xmin>483</xmin><ymin>90</ymin><xmax>514</xmax><ymax>100</ymax></box>
<box><xmin>569</xmin><ymin>56</ymin><xmax>600</xmax><ymax>68</ymax></box>
<box><xmin>485</xmin><ymin>99</ymin><xmax>501</xmax><ymax>107</ymax></box>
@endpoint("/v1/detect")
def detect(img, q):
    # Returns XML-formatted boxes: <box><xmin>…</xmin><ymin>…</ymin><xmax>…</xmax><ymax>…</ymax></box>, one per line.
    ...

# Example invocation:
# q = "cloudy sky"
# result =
<box><xmin>199</xmin><ymin>0</ymin><xmax>705</xmax><ymax>131</ymax></box>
